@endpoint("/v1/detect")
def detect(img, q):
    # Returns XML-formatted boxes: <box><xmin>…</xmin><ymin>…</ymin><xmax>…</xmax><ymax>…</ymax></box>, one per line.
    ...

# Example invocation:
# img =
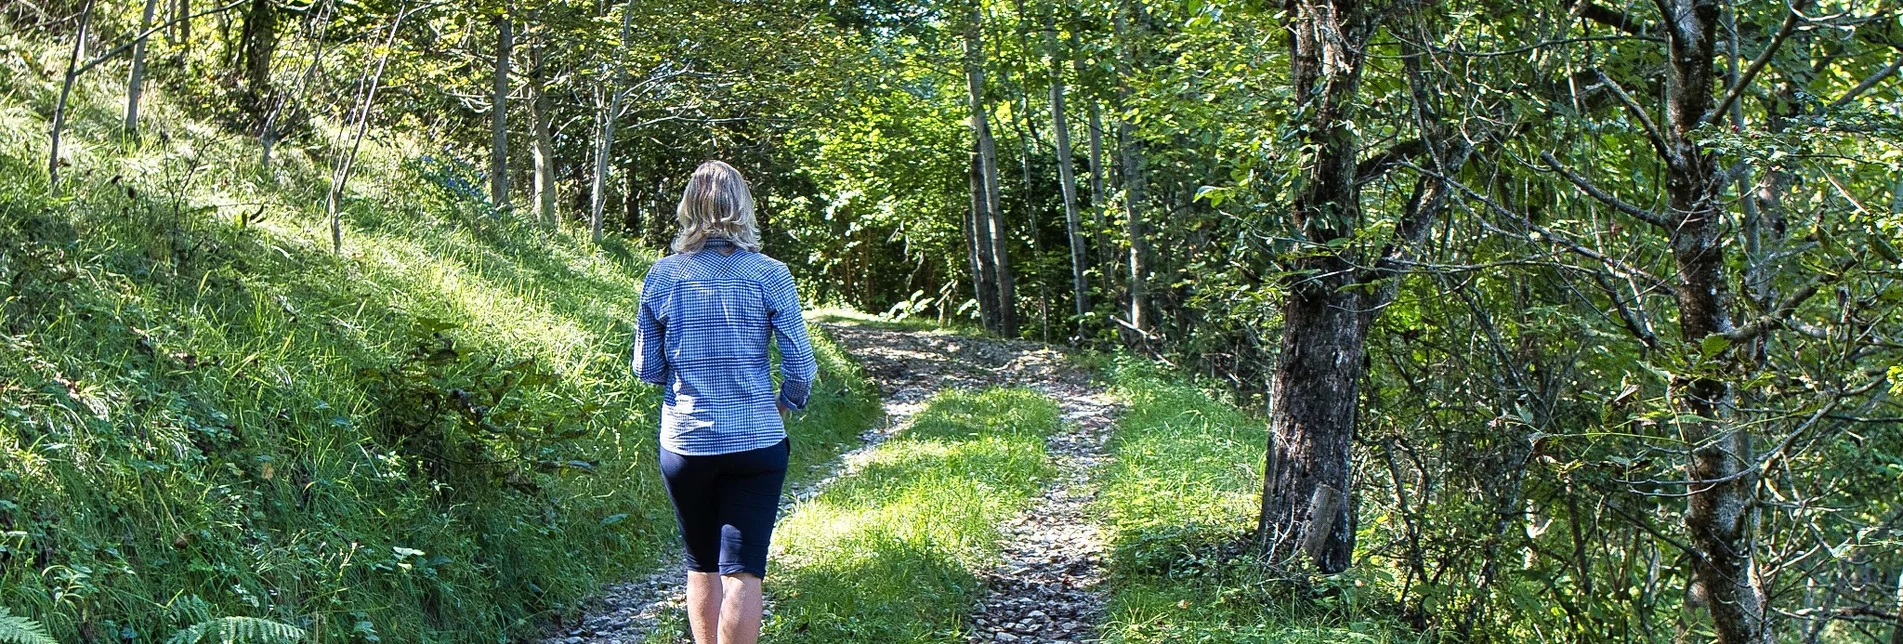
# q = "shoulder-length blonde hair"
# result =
<box><xmin>672</xmin><ymin>160</ymin><xmax>762</xmax><ymax>254</ymax></box>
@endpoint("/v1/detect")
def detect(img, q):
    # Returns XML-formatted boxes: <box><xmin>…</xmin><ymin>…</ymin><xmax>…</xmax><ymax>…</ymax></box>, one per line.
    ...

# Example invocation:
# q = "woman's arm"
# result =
<box><xmin>766</xmin><ymin>263</ymin><xmax>817</xmax><ymax>411</ymax></box>
<box><xmin>631</xmin><ymin>271</ymin><xmax>668</xmax><ymax>386</ymax></box>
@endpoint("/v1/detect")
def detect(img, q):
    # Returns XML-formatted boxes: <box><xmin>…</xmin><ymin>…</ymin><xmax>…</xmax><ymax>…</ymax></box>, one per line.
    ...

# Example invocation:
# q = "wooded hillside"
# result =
<box><xmin>2</xmin><ymin>0</ymin><xmax>1901</xmax><ymax>641</ymax></box>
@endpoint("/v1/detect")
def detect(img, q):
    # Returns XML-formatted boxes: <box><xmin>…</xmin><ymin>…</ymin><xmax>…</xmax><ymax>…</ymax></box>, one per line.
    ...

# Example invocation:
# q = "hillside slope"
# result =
<box><xmin>0</xmin><ymin>29</ymin><xmax>879</xmax><ymax>643</ymax></box>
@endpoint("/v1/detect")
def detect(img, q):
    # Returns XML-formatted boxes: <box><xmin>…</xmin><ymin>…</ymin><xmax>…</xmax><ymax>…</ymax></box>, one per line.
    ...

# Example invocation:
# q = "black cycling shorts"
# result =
<box><xmin>658</xmin><ymin>438</ymin><xmax>789</xmax><ymax>578</ymax></box>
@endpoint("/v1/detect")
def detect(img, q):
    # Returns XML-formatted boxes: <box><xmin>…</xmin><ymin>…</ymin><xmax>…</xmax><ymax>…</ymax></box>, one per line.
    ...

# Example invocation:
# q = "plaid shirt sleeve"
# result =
<box><xmin>631</xmin><ymin>266</ymin><xmax>668</xmax><ymax>386</ymax></box>
<box><xmin>765</xmin><ymin>263</ymin><xmax>817</xmax><ymax>411</ymax></box>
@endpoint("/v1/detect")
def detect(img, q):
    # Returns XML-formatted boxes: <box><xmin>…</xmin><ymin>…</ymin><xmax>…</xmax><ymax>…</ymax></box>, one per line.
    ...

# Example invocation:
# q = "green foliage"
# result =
<box><xmin>765</xmin><ymin>388</ymin><xmax>1061</xmax><ymax>643</ymax></box>
<box><xmin>0</xmin><ymin>608</ymin><xmax>55</xmax><ymax>644</ymax></box>
<box><xmin>165</xmin><ymin>617</ymin><xmax>306</xmax><ymax>644</ymax></box>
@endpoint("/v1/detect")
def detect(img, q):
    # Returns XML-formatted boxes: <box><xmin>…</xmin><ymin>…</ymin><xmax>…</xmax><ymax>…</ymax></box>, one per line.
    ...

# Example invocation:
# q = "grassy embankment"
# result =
<box><xmin>751</xmin><ymin>387</ymin><xmax>1059</xmax><ymax>643</ymax></box>
<box><xmin>1094</xmin><ymin>359</ymin><xmax>1413</xmax><ymax>643</ymax></box>
<box><xmin>0</xmin><ymin>28</ymin><xmax>878</xmax><ymax>643</ymax></box>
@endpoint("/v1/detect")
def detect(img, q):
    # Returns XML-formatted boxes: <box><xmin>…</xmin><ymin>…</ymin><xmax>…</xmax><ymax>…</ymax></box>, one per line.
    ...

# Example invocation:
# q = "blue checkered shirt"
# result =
<box><xmin>632</xmin><ymin>239</ymin><xmax>817</xmax><ymax>456</ymax></box>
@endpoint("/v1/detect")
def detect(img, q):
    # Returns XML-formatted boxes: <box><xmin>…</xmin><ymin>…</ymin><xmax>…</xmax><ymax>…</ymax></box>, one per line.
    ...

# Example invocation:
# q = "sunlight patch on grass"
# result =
<box><xmin>763</xmin><ymin>387</ymin><xmax>1059</xmax><ymax>644</ymax></box>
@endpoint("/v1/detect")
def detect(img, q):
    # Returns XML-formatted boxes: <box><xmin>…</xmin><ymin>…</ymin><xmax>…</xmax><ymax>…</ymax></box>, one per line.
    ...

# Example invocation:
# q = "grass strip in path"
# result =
<box><xmin>1095</xmin><ymin>360</ymin><xmax>1413</xmax><ymax>643</ymax></box>
<box><xmin>761</xmin><ymin>387</ymin><xmax>1061</xmax><ymax>643</ymax></box>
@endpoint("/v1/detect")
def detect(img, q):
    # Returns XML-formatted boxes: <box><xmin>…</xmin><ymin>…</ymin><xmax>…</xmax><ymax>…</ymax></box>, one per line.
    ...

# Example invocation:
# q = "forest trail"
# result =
<box><xmin>543</xmin><ymin>322</ymin><xmax>1120</xmax><ymax>643</ymax></box>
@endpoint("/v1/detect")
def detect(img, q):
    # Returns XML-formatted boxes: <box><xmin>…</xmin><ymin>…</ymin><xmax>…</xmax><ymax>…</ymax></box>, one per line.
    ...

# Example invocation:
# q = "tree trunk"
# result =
<box><xmin>1112</xmin><ymin>0</ymin><xmax>1148</xmax><ymax>338</ymax></box>
<box><xmin>489</xmin><ymin>14</ymin><xmax>512</xmax><ymax>211</ymax></box>
<box><xmin>124</xmin><ymin>0</ymin><xmax>160</xmax><ymax>135</ymax></box>
<box><xmin>49</xmin><ymin>0</ymin><xmax>95</xmax><ymax>190</ymax></box>
<box><xmin>529</xmin><ymin>41</ymin><xmax>556</xmax><ymax>226</ymax></box>
<box><xmin>967</xmin><ymin>149</ymin><xmax>1001</xmax><ymax>330</ymax></box>
<box><xmin>237</xmin><ymin>0</ymin><xmax>275</xmax><ymax>110</ymax></box>
<box><xmin>262</xmin><ymin>1</ymin><xmax>331</xmax><ymax>175</ymax></box>
<box><xmin>175</xmin><ymin>0</ymin><xmax>191</xmax><ymax>52</ymax></box>
<box><xmin>1082</xmin><ymin>94</ymin><xmax>1112</xmax><ymax>288</ymax></box>
<box><xmin>590</xmin><ymin>0</ymin><xmax>636</xmax><ymax>242</ymax></box>
<box><xmin>1044</xmin><ymin>12</ymin><xmax>1089</xmax><ymax>320</ymax></box>
<box><xmin>1255</xmin><ymin>0</ymin><xmax>1375</xmax><ymax>574</ymax></box>
<box><xmin>963</xmin><ymin>4</ymin><xmax>1016</xmax><ymax>335</ymax></box>
<box><xmin>1659</xmin><ymin>2</ymin><xmax>1769</xmax><ymax>642</ymax></box>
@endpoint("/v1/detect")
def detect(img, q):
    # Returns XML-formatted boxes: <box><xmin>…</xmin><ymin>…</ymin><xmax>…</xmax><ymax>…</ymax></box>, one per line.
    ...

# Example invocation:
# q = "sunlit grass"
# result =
<box><xmin>1095</xmin><ymin>359</ymin><xmax>1417</xmax><ymax>643</ymax></box>
<box><xmin>762</xmin><ymin>387</ymin><xmax>1059</xmax><ymax>644</ymax></box>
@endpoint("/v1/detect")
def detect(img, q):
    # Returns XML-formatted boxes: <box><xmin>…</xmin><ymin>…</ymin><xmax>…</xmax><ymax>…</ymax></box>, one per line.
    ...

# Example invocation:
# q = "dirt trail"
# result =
<box><xmin>543</xmin><ymin>322</ymin><xmax>1118</xmax><ymax>644</ymax></box>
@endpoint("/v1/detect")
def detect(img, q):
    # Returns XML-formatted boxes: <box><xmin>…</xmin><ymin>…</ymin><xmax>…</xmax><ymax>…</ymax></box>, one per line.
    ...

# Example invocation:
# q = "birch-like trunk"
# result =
<box><xmin>963</xmin><ymin>3</ymin><xmax>1016</xmax><ymax>335</ymax></box>
<box><xmin>489</xmin><ymin>14</ymin><xmax>513</xmax><ymax>211</ymax></box>
<box><xmin>1044</xmin><ymin>12</ymin><xmax>1089</xmax><ymax>319</ymax></box>
<box><xmin>124</xmin><ymin>0</ymin><xmax>160</xmax><ymax>135</ymax></box>
<box><xmin>49</xmin><ymin>0</ymin><xmax>96</xmax><ymax>190</ymax></box>
<box><xmin>529</xmin><ymin>42</ymin><xmax>556</xmax><ymax>226</ymax></box>
<box><xmin>590</xmin><ymin>0</ymin><xmax>636</xmax><ymax>242</ymax></box>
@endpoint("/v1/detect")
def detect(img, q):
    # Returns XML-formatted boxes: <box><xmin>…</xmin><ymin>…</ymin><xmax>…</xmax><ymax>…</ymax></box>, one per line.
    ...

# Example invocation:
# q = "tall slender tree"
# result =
<box><xmin>1044</xmin><ymin>8</ymin><xmax>1089</xmax><ymax>319</ymax></box>
<box><xmin>1112</xmin><ymin>0</ymin><xmax>1149</xmax><ymax>338</ymax></box>
<box><xmin>490</xmin><ymin>12</ymin><xmax>514</xmax><ymax>210</ymax></box>
<box><xmin>124</xmin><ymin>0</ymin><xmax>160</xmax><ymax>135</ymax></box>
<box><xmin>964</xmin><ymin>1</ymin><xmax>1017</xmax><ymax>335</ymax></box>
<box><xmin>529</xmin><ymin>36</ymin><xmax>557</xmax><ymax>226</ymax></box>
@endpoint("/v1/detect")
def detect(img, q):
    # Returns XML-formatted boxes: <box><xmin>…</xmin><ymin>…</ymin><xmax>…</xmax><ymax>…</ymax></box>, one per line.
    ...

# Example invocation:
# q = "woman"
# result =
<box><xmin>631</xmin><ymin>160</ymin><xmax>816</xmax><ymax>644</ymax></box>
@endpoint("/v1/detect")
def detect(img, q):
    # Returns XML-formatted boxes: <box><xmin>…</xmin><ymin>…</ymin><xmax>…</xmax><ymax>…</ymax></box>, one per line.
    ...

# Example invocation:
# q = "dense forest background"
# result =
<box><xmin>2</xmin><ymin>0</ymin><xmax>1902</xmax><ymax>641</ymax></box>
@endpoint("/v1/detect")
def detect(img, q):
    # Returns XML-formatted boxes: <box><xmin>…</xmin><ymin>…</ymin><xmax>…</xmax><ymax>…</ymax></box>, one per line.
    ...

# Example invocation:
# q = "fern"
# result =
<box><xmin>0</xmin><ymin>607</ymin><xmax>56</xmax><ymax>644</ymax></box>
<box><xmin>166</xmin><ymin>617</ymin><xmax>306</xmax><ymax>644</ymax></box>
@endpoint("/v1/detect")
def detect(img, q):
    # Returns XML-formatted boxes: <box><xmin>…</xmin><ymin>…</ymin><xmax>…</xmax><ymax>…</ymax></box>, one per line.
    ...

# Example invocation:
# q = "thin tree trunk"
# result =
<box><xmin>529</xmin><ymin>40</ymin><xmax>556</xmax><ymax>226</ymax></box>
<box><xmin>1044</xmin><ymin>10</ymin><xmax>1088</xmax><ymax>320</ymax></box>
<box><xmin>49</xmin><ymin>0</ymin><xmax>95</xmax><ymax>190</ymax></box>
<box><xmin>124</xmin><ymin>0</ymin><xmax>160</xmax><ymax>135</ymax></box>
<box><xmin>590</xmin><ymin>0</ymin><xmax>636</xmax><ymax>242</ymax></box>
<box><xmin>177</xmin><ymin>0</ymin><xmax>191</xmax><ymax>52</ymax></box>
<box><xmin>327</xmin><ymin>5</ymin><xmax>405</xmax><ymax>253</ymax></box>
<box><xmin>1082</xmin><ymin>94</ymin><xmax>1111</xmax><ymax>286</ymax></box>
<box><xmin>489</xmin><ymin>13</ymin><xmax>513</xmax><ymax>210</ymax></box>
<box><xmin>237</xmin><ymin>0</ymin><xmax>274</xmax><ymax>110</ymax></box>
<box><xmin>963</xmin><ymin>3</ymin><xmax>1016</xmax><ymax>335</ymax></box>
<box><xmin>967</xmin><ymin>149</ymin><xmax>1000</xmax><ymax>329</ymax></box>
<box><xmin>1112</xmin><ymin>0</ymin><xmax>1147</xmax><ymax>338</ymax></box>
<box><xmin>262</xmin><ymin>0</ymin><xmax>331</xmax><ymax>175</ymax></box>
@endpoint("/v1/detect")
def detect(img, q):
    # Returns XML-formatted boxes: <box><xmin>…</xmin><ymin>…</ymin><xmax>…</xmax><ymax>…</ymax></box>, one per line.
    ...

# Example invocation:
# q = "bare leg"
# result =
<box><xmin>685</xmin><ymin>571</ymin><xmax>721</xmax><ymax>644</ymax></box>
<box><xmin>717</xmin><ymin>573</ymin><xmax>764</xmax><ymax>644</ymax></box>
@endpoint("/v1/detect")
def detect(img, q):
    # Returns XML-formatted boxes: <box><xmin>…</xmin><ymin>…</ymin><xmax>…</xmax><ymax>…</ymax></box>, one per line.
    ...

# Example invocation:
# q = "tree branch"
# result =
<box><xmin>1541</xmin><ymin>151</ymin><xmax>1674</xmax><ymax>228</ymax></box>
<box><xmin>1705</xmin><ymin>0</ymin><xmax>1812</xmax><ymax>126</ymax></box>
<box><xmin>1566</xmin><ymin>0</ymin><xmax>1656</xmax><ymax>36</ymax></box>
<box><xmin>1589</xmin><ymin>70</ymin><xmax>1675</xmax><ymax>163</ymax></box>
<box><xmin>1827</xmin><ymin>56</ymin><xmax>1903</xmax><ymax>109</ymax></box>
<box><xmin>1355</xmin><ymin>138</ymin><xmax>1426</xmax><ymax>184</ymax></box>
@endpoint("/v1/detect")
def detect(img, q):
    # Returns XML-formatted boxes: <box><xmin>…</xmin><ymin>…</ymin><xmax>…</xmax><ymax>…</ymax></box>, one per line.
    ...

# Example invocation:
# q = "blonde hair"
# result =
<box><xmin>672</xmin><ymin>160</ymin><xmax>762</xmax><ymax>254</ymax></box>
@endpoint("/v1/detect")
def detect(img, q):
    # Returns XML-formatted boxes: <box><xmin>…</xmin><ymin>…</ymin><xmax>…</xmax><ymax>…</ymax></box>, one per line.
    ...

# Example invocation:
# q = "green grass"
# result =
<box><xmin>760</xmin><ymin>387</ymin><xmax>1060</xmax><ymax>644</ymax></box>
<box><xmin>0</xmin><ymin>28</ymin><xmax>877</xmax><ymax>643</ymax></box>
<box><xmin>1095</xmin><ymin>359</ymin><xmax>1416</xmax><ymax>644</ymax></box>
<box><xmin>809</xmin><ymin>306</ymin><xmax>982</xmax><ymax>335</ymax></box>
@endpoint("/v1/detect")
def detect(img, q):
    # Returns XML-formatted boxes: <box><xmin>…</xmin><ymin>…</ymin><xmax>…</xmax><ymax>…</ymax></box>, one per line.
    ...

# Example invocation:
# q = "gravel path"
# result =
<box><xmin>542</xmin><ymin>322</ymin><xmax>1117</xmax><ymax>644</ymax></box>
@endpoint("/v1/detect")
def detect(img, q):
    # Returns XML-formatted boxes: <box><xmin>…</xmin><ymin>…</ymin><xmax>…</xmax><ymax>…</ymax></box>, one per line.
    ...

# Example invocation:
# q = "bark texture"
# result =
<box><xmin>490</xmin><ymin>14</ymin><xmax>513</xmax><ymax>210</ymax></box>
<box><xmin>1659</xmin><ymin>1</ymin><xmax>1770</xmax><ymax>641</ymax></box>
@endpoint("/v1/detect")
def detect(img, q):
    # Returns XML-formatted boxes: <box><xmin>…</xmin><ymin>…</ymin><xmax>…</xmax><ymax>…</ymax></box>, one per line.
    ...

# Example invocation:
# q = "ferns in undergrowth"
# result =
<box><xmin>165</xmin><ymin>617</ymin><xmax>307</xmax><ymax>644</ymax></box>
<box><xmin>0</xmin><ymin>608</ymin><xmax>55</xmax><ymax>644</ymax></box>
